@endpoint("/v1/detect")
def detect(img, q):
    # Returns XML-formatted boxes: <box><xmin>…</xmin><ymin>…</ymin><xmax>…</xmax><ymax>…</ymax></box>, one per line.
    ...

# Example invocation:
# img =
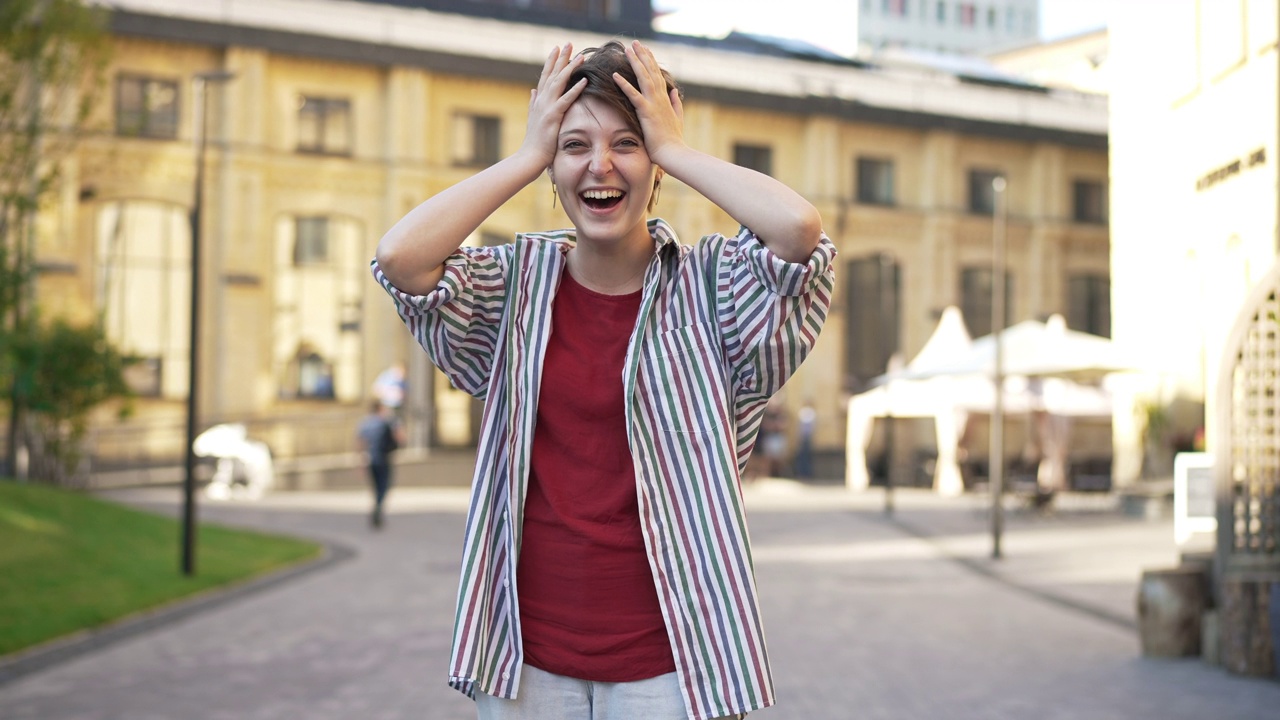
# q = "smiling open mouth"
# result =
<box><xmin>581</xmin><ymin>189</ymin><xmax>625</xmax><ymax>210</ymax></box>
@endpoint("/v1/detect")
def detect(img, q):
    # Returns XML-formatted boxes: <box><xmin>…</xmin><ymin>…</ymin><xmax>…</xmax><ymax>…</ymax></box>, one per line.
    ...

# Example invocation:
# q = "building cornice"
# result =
<box><xmin>103</xmin><ymin>0</ymin><xmax>1107</xmax><ymax>150</ymax></box>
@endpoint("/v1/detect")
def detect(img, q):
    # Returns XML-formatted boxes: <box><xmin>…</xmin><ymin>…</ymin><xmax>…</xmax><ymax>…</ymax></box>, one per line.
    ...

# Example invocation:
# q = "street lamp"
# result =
<box><xmin>879</xmin><ymin>251</ymin><xmax>896</xmax><ymax>517</ymax></box>
<box><xmin>183</xmin><ymin>69</ymin><xmax>235</xmax><ymax>577</ymax></box>
<box><xmin>989</xmin><ymin>175</ymin><xmax>1007</xmax><ymax>560</ymax></box>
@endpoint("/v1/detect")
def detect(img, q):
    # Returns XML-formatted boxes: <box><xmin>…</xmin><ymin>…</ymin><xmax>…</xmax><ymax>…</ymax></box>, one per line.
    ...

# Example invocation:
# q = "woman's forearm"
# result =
<box><xmin>375</xmin><ymin>149</ymin><xmax>547</xmax><ymax>295</ymax></box>
<box><xmin>655</xmin><ymin>145</ymin><xmax>823</xmax><ymax>264</ymax></box>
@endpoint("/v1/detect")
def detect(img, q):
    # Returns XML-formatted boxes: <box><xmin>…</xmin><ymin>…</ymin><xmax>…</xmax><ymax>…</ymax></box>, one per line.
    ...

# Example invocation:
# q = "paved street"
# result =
<box><xmin>2</xmin><ymin>482</ymin><xmax>1278</xmax><ymax>719</ymax></box>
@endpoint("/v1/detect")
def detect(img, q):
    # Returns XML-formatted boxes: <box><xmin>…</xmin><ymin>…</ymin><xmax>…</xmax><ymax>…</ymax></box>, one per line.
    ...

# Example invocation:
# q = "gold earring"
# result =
<box><xmin>552</xmin><ymin>183</ymin><xmax>557</xmax><ymax>209</ymax></box>
<box><xmin>652</xmin><ymin>180</ymin><xmax>661</xmax><ymax>207</ymax></box>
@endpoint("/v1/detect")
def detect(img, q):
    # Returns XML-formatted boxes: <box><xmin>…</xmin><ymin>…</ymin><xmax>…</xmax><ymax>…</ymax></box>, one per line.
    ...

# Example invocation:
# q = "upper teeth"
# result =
<box><xmin>583</xmin><ymin>190</ymin><xmax>623</xmax><ymax>199</ymax></box>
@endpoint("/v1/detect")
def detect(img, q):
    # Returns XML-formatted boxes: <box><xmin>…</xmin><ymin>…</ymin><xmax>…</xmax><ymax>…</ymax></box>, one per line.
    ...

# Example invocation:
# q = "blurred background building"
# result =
<box><xmin>1106</xmin><ymin>1</ymin><xmax>1278</xmax><ymax>677</ymax></box>
<box><xmin>24</xmin><ymin>0</ymin><xmax>1109</xmax><ymax>488</ymax></box>
<box><xmin>854</xmin><ymin>0</ymin><xmax>1039</xmax><ymax>55</ymax></box>
<box><xmin>1108</xmin><ymin>2</ymin><xmax>1277</xmax><ymax>483</ymax></box>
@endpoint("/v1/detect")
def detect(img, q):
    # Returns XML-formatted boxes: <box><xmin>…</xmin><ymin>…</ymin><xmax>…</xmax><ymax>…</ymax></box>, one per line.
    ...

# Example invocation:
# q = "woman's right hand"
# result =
<box><xmin>376</xmin><ymin>45</ymin><xmax>587</xmax><ymax>295</ymax></box>
<box><xmin>519</xmin><ymin>44</ymin><xmax>588</xmax><ymax>168</ymax></box>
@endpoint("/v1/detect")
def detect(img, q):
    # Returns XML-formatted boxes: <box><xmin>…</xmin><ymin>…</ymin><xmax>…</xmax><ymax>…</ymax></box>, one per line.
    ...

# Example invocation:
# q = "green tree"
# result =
<box><xmin>1</xmin><ymin>0</ymin><xmax>119</xmax><ymax>482</ymax></box>
<box><xmin>10</xmin><ymin>315</ymin><xmax>132</xmax><ymax>484</ymax></box>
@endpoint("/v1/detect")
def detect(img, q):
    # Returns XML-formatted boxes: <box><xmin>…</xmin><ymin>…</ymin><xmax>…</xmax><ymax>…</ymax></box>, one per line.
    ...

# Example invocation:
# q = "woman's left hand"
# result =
<box><xmin>613</xmin><ymin>40</ymin><xmax>685</xmax><ymax>167</ymax></box>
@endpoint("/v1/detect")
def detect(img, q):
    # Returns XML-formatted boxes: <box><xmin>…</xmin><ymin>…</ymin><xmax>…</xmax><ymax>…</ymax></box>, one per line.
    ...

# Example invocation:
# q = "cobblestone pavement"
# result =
<box><xmin>1</xmin><ymin>483</ymin><xmax>1277</xmax><ymax>720</ymax></box>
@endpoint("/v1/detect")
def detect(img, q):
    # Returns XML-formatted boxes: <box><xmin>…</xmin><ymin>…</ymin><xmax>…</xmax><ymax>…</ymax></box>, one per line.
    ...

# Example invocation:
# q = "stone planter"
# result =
<box><xmin>1137</xmin><ymin>566</ymin><xmax>1210</xmax><ymax>657</ymax></box>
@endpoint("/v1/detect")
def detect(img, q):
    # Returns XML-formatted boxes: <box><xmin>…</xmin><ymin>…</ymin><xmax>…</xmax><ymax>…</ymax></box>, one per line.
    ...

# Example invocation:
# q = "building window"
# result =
<box><xmin>96</xmin><ymin>201</ymin><xmax>191</xmax><ymax>399</ymax></box>
<box><xmin>968</xmin><ymin>168</ymin><xmax>1003</xmax><ymax>214</ymax></box>
<box><xmin>883</xmin><ymin>0</ymin><xmax>909</xmax><ymax>16</ymax></box>
<box><xmin>470</xmin><ymin>0</ymin><xmax>619</xmax><ymax>13</ymax></box>
<box><xmin>294</xmin><ymin>350</ymin><xmax>334</xmax><ymax>399</ymax></box>
<box><xmin>297</xmin><ymin>96</ymin><xmax>352</xmax><ymax>155</ymax></box>
<box><xmin>116</xmin><ymin>74</ymin><xmax>179</xmax><ymax>139</ymax></box>
<box><xmin>732</xmin><ymin>143</ymin><xmax>773</xmax><ymax>176</ymax></box>
<box><xmin>1067</xmin><ymin>274</ymin><xmax>1111</xmax><ymax>338</ymax></box>
<box><xmin>1073</xmin><ymin>180</ymin><xmax>1108</xmax><ymax>224</ymax></box>
<box><xmin>454</xmin><ymin>114</ymin><xmax>502</xmax><ymax>167</ymax></box>
<box><xmin>960</xmin><ymin>266</ymin><xmax>1012</xmax><ymax>338</ymax></box>
<box><xmin>856</xmin><ymin>157</ymin><xmax>896</xmax><ymax>206</ymax></box>
<box><xmin>958</xmin><ymin>3</ymin><xmax>976</xmax><ymax>27</ymax></box>
<box><xmin>845</xmin><ymin>254</ymin><xmax>901</xmax><ymax>391</ymax></box>
<box><xmin>987</xmin><ymin>7</ymin><xmax>997</xmax><ymax>28</ymax></box>
<box><xmin>1006</xmin><ymin>6</ymin><xmax>1018</xmax><ymax>32</ymax></box>
<box><xmin>275</xmin><ymin>215</ymin><xmax>364</xmax><ymax>402</ymax></box>
<box><xmin>294</xmin><ymin>216</ymin><xmax>330</xmax><ymax>266</ymax></box>
<box><xmin>936</xmin><ymin>0</ymin><xmax>946</xmax><ymax>22</ymax></box>
<box><xmin>121</xmin><ymin>357</ymin><xmax>163</xmax><ymax>398</ymax></box>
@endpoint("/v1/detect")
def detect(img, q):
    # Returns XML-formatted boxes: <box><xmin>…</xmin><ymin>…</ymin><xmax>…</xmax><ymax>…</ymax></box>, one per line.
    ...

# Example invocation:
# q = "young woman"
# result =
<box><xmin>374</xmin><ymin>40</ymin><xmax>835</xmax><ymax>720</ymax></box>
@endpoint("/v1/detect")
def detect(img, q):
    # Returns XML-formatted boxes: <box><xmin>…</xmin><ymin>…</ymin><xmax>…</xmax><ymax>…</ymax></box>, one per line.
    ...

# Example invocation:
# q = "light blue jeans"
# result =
<box><xmin>475</xmin><ymin>664</ymin><xmax>743</xmax><ymax>720</ymax></box>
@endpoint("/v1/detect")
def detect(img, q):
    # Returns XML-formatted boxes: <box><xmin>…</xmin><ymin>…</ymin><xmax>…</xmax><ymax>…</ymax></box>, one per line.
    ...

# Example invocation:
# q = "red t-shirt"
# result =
<box><xmin>516</xmin><ymin>270</ymin><xmax>675</xmax><ymax>682</ymax></box>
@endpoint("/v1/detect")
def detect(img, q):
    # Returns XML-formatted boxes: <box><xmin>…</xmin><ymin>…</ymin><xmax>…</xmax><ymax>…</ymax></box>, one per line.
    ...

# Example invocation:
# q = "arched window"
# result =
<box><xmin>274</xmin><ymin>215</ymin><xmax>364</xmax><ymax>401</ymax></box>
<box><xmin>959</xmin><ymin>265</ymin><xmax>1012</xmax><ymax>338</ymax></box>
<box><xmin>845</xmin><ymin>253</ymin><xmax>901</xmax><ymax>391</ymax></box>
<box><xmin>95</xmin><ymin>200</ymin><xmax>191</xmax><ymax>398</ymax></box>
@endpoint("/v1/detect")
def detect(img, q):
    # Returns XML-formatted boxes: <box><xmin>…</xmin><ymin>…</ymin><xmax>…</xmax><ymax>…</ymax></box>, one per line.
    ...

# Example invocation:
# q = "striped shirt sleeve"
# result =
<box><xmin>713</xmin><ymin>227</ymin><xmax>837</xmax><ymax>402</ymax></box>
<box><xmin>370</xmin><ymin>244</ymin><xmax>512</xmax><ymax>398</ymax></box>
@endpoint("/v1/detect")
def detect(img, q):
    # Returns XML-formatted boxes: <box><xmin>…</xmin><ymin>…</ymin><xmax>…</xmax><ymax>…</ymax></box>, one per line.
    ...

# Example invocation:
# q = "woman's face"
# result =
<box><xmin>551</xmin><ymin>96</ymin><xmax>659</xmax><ymax>249</ymax></box>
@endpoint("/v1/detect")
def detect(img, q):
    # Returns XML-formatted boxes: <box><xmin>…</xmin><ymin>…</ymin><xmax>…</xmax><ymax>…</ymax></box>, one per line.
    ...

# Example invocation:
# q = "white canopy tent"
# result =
<box><xmin>846</xmin><ymin>309</ymin><xmax>1121</xmax><ymax>495</ymax></box>
<box><xmin>846</xmin><ymin>306</ymin><xmax>974</xmax><ymax>495</ymax></box>
<box><xmin>902</xmin><ymin>313</ymin><xmax>1135</xmax><ymax>382</ymax></box>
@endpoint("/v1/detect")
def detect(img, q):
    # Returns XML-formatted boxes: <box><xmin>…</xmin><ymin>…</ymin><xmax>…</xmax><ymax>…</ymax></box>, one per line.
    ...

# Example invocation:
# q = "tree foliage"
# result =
<box><xmin>1</xmin><ymin>1</ymin><xmax>124</xmax><ymax>483</ymax></box>
<box><xmin>0</xmin><ymin>0</ymin><xmax>109</xmax><ymax>243</ymax></box>
<box><xmin>10</xmin><ymin>315</ymin><xmax>133</xmax><ymax>483</ymax></box>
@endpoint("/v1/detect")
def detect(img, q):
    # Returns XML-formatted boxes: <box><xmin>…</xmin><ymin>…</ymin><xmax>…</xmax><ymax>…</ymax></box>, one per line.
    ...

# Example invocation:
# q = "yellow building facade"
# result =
<box><xmin>1108</xmin><ymin>1</ymin><xmax>1278</xmax><ymax>484</ymax></box>
<box><xmin>33</xmin><ymin>1</ymin><xmax>1109</xmax><ymax>485</ymax></box>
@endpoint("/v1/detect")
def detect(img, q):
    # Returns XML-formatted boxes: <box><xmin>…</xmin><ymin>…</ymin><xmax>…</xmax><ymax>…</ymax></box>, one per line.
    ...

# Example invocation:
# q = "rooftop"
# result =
<box><xmin>98</xmin><ymin>0</ymin><xmax>1108</xmax><ymax>145</ymax></box>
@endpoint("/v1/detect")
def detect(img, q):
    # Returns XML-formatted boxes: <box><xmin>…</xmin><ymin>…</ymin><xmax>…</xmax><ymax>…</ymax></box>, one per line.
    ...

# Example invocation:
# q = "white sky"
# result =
<box><xmin>652</xmin><ymin>0</ymin><xmax>1111</xmax><ymax>56</ymax></box>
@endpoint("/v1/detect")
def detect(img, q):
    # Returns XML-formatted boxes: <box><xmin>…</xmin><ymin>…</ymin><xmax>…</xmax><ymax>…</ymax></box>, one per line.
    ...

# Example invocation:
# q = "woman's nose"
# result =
<box><xmin>588</xmin><ymin>148</ymin><xmax>612</xmax><ymax>176</ymax></box>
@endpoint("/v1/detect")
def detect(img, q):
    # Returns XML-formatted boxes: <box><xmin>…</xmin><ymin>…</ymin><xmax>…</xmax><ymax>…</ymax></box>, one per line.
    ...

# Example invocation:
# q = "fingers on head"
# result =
<box><xmin>543</xmin><ymin>44</ymin><xmax>572</xmax><ymax>75</ymax></box>
<box><xmin>563</xmin><ymin>77</ymin><xmax>587</xmax><ymax>104</ymax></box>
<box><xmin>612</xmin><ymin>71</ymin><xmax>639</xmax><ymax>98</ymax></box>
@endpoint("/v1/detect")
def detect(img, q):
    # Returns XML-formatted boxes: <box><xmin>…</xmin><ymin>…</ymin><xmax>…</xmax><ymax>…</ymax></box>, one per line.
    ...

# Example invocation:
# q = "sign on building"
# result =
<box><xmin>1173</xmin><ymin>452</ymin><xmax>1215</xmax><ymax>546</ymax></box>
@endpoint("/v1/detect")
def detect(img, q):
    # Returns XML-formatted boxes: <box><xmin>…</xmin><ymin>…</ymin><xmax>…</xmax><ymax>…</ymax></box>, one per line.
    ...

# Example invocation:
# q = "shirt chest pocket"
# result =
<box><xmin>642</xmin><ymin>322</ymin><xmax>729</xmax><ymax>433</ymax></box>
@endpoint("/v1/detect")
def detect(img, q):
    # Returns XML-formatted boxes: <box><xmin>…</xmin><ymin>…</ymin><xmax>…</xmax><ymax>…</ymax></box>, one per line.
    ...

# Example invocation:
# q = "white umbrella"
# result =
<box><xmin>855</xmin><ymin>312</ymin><xmax>1124</xmax><ymax>496</ymax></box>
<box><xmin>893</xmin><ymin>314</ymin><xmax>1135</xmax><ymax>382</ymax></box>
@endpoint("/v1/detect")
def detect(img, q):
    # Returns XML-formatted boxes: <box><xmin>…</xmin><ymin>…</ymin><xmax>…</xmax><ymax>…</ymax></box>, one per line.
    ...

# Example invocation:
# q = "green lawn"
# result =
<box><xmin>0</xmin><ymin>479</ymin><xmax>322</xmax><ymax>657</ymax></box>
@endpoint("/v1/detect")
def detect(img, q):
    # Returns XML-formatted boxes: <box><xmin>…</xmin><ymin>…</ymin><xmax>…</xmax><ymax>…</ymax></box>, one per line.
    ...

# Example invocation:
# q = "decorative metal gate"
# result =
<box><xmin>1214</xmin><ymin>260</ymin><xmax>1280</xmax><ymax>678</ymax></box>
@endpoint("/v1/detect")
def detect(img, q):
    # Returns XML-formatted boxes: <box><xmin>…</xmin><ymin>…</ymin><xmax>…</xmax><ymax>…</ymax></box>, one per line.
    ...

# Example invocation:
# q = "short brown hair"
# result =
<box><xmin>566</xmin><ymin>41</ymin><xmax>681</xmax><ymax>140</ymax></box>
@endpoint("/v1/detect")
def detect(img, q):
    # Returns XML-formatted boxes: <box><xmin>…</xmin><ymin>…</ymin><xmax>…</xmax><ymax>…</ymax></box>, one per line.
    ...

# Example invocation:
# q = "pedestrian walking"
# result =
<box><xmin>758</xmin><ymin>402</ymin><xmax>789</xmax><ymax>478</ymax></box>
<box><xmin>356</xmin><ymin>400</ymin><xmax>402</xmax><ymax>528</ymax></box>
<box><xmin>793</xmin><ymin>400</ymin><xmax>817</xmax><ymax>479</ymax></box>
<box><xmin>372</xmin><ymin>40</ymin><xmax>835</xmax><ymax>720</ymax></box>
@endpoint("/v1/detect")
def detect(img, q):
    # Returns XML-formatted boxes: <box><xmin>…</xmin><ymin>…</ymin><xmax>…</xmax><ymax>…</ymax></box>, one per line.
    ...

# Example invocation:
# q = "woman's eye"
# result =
<box><xmin>618</xmin><ymin>138</ymin><xmax>640</xmax><ymax>148</ymax></box>
<box><xmin>562</xmin><ymin>140</ymin><xmax>585</xmax><ymax>150</ymax></box>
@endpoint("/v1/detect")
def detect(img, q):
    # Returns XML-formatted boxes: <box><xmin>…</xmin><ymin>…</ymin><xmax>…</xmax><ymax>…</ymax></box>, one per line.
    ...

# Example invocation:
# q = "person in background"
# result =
<box><xmin>794</xmin><ymin>400</ymin><xmax>817</xmax><ymax>479</ymax></box>
<box><xmin>758</xmin><ymin>401</ymin><xmax>788</xmax><ymax>478</ymax></box>
<box><xmin>357</xmin><ymin>399</ymin><xmax>402</xmax><ymax>529</ymax></box>
<box><xmin>372</xmin><ymin>361</ymin><xmax>407</xmax><ymax>414</ymax></box>
<box><xmin>372</xmin><ymin>39</ymin><xmax>835</xmax><ymax>719</ymax></box>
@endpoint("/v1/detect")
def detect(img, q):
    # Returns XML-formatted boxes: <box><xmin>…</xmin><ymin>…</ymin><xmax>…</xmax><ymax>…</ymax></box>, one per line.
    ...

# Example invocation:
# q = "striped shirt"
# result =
<box><xmin>372</xmin><ymin>219</ymin><xmax>835</xmax><ymax>720</ymax></box>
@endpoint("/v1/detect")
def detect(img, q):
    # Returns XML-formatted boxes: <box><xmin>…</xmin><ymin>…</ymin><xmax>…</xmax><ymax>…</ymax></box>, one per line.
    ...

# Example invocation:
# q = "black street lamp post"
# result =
<box><xmin>183</xmin><ymin>70</ymin><xmax>234</xmax><ymax>577</ymax></box>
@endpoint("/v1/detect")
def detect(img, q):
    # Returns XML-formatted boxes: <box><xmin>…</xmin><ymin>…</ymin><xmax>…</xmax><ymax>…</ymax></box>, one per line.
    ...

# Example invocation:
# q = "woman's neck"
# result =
<box><xmin>566</xmin><ymin>223</ymin><xmax>653</xmax><ymax>295</ymax></box>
